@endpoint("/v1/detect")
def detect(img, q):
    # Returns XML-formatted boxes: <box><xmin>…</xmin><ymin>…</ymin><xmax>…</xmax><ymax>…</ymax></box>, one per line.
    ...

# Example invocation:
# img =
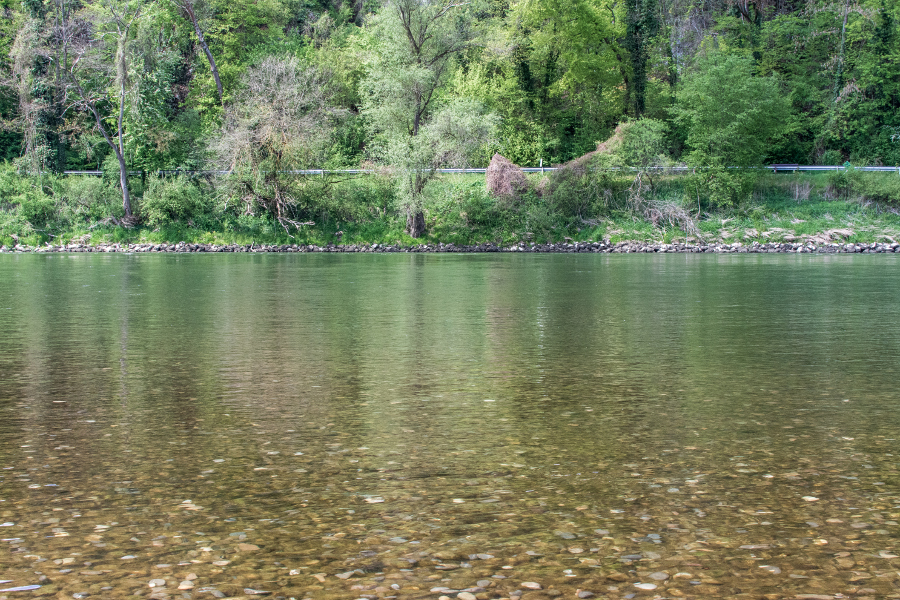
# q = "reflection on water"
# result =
<box><xmin>1</xmin><ymin>253</ymin><xmax>900</xmax><ymax>599</ymax></box>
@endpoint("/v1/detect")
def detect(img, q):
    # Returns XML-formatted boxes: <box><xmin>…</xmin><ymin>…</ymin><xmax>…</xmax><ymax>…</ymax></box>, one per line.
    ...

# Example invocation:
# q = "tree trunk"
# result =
<box><xmin>115</xmin><ymin>147</ymin><xmax>132</xmax><ymax>217</ymax></box>
<box><xmin>185</xmin><ymin>3</ymin><xmax>223</xmax><ymax>101</ymax></box>
<box><xmin>406</xmin><ymin>208</ymin><xmax>426</xmax><ymax>238</ymax></box>
<box><xmin>117</xmin><ymin>65</ymin><xmax>132</xmax><ymax>217</ymax></box>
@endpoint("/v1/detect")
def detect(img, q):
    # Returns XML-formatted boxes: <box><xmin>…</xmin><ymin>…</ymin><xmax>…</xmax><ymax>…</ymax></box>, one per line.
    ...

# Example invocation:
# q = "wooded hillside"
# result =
<box><xmin>0</xmin><ymin>0</ymin><xmax>898</xmax><ymax>241</ymax></box>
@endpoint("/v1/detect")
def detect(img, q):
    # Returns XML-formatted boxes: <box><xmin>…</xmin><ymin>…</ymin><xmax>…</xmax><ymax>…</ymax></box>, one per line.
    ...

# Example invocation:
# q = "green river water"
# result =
<box><xmin>1</xmin><ymin>253</ymin><xmax>899</xmax><ymax>600</ymax></box>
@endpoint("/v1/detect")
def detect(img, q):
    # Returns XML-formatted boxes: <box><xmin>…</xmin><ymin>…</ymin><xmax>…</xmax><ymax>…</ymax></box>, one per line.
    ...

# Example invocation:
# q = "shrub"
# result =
<box><xmin>688</xmin><ymin>166</ymin><xmax>757</xmax><ymax>208</ymax></box>
<box><xmin>820</xmin><ymin>150</ymin><xmax>844</xmax><ymax>166</ymax></box>
<box><xmin>0</xmin><ymin>166</ymin><xmax>57</xmax><ymax>227</ymax></box>
<box><xmin>141</xmin><ymin>176</ymin><xmax>211</xmax><ymax>226</ymax></box>
<box><xmin>619</xmin><ymin>118</ymin><xmax>668</xmax><ymax>171</ymax></box>
<box><xmin>52</xmin><ymin>176</ymin><xmax>123</xmax><ymax>224</ymax></box>
<box><xmin>673</xmin><ymin>53</ymin><xmax>789</xmax><ymax>195</ymax></box>
<box><xmin>848</xmin><ymin>170</ymin><xmax>900</xmax><ymax>205</ymax></box>
<box><xmin>543</xmin><ymin>149</ymin><xmax>625</xmax><ymax>218</ymax></box>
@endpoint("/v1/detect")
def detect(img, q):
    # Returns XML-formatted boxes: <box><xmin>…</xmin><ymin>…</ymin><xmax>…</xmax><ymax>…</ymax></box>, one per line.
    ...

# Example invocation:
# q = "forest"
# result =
<box><xmin>0</xmin><ymin>0</ymin><xmax>899</xmax><ymax>245</ymax></box>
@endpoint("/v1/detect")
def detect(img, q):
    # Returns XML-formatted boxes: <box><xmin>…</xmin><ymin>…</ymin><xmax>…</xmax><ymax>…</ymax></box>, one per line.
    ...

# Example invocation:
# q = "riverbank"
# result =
<box><xmin>3</xmin><ymin>170</ymin><xmax>900</xmax><ymax>249</ymax></box>
<box><xmin>3</xmin><ymin>239</ymin><xmax>899</xmax><ymax>253</ymax></box>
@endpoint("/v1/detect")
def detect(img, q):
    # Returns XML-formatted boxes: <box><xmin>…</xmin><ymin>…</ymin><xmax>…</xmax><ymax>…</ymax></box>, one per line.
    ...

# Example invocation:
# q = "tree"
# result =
<box><xmin>215</xmin><ymin>56</ymin><xmax>340</xmax><ymax>230</ymax></box>
<box><xmin>361</xmin><ymin>0</ymin><xmax>497</xmax><ymax>237</ymax></box>
<box><xmin>511</xmin><ymin>0</ymin><xmax>627</xmax><ymax>160</ymax></box>
<box><xmin>65</xmin><ymin>0</ymin><xmax>143</xmax><ymax>219</ymax></box>
<box><xmin>5</xmin><ymin>0</ymin><xmax>83</xmax><ymax>172</ymax></box>
<box><xmin>673</xmin><ymin>52</ymin><xmax>789</xmax><ymax>168</ymax></box>
<box><xmin>166</xmin><ymin>0</ymin><xmax>223</xmax><ymax>101</ymax></box>
<box><xmin>7</xmin><ymin>17</ymin><xmax>45</xmax><ymax>173</ymax></box>
<box><xmin>673</xmin><ymin>52</ymin><xmax>790</xmax><ymax>205</ymax></box>
<box><xmin>624</xmin><ymin>0</ymin><xmax>659</xmax><ymax>116</ymax></box>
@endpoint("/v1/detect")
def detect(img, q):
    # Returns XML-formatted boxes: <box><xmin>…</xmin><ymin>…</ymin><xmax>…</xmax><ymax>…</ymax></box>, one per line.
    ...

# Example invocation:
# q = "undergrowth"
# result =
<box><xmin>2</xmin><ymin>166</ymin><xmax>899</xmax><ymax>247</ymax></box>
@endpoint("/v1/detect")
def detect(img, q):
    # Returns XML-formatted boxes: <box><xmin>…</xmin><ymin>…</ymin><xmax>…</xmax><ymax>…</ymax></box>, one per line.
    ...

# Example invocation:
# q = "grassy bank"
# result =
<box><xmin>2</xmin><ymin>166</ymin><xmax>899</xmax><ymax>249</ymax></box>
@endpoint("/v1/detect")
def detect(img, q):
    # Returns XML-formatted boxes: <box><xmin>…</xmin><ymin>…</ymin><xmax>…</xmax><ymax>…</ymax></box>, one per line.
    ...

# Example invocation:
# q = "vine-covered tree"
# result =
<box><xmin>65</xmin><ymin>0</ymin><xmax>143</xmax><ymax>218</ymax></box>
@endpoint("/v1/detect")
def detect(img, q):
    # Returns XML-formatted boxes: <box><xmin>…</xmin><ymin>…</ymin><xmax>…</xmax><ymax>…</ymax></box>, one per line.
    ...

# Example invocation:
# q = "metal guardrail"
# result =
<box><xmin>61</xmin><ymin>165</ymin><xmax>900</xmax><ymax>176</ymax></box>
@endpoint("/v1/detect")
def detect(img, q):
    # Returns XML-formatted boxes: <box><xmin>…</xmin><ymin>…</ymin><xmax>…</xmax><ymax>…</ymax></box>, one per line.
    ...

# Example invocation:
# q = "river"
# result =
<box><xmin>1</xmin><ymin>253</ymin><xmax>899</xmax><ymax>599</ymax></box>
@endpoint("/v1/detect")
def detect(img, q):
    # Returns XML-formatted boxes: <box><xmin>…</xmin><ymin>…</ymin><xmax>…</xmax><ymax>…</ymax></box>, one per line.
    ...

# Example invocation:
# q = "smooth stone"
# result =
<box><xmin>554</xmin><ymin>531</ymin><xmax>576</xmax><ymax>540</ymax></box>
<box><xmin>521</xmin><ymin>582</ymin><xmax>542</xmax><ymax>589</ymax></box>
<box><xmin>148</xmin><ymin>579</ymin><xmax>166</xmax><ymax>588</ymax></box>
<box><xmin>634</xmin><ymin>583</ymin><xmax>657</xmax><ymax>590</ymax></box>
<box><xmin>457</xmin><ymin>593</ymin><xmax>477</xmax><ymax>600</ymax></box>
<box><xmin>476</xmin><ymin>580</ymin><xmax>491</xmax><ymax>587</ymax></box>
<box><xmin>649</xmin><ymin>572</ymin><xmax>669</xmax><ymax>581</ymax></box>
<box><xmin>577</xmin><ymin>592</ymin><xmax>595</xmax><ymax>599</ymax></box>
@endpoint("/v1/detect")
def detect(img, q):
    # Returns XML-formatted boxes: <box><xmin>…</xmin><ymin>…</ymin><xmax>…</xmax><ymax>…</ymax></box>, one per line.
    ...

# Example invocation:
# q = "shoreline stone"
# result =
<box><xmin>1</xmin><ymin>240</ymin><xmax>898</xmax><ymax>254</ymax></box>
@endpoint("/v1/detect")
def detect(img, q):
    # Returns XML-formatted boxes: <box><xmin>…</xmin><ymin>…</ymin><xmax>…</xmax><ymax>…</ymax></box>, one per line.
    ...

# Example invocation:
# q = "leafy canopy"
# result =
<box><xmin>673</xmin><ymin>53</ymin><xmax>790</xmax><ymax>168</ymax></box>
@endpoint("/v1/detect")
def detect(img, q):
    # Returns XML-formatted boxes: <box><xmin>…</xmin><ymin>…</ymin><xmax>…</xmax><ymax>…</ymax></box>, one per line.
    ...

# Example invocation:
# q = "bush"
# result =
<box><xmin>141</xmin><ymin>176</ymin><xmax>212</xmax><ymax>226</ymax></box>
<box><xmin>840</xmin><ymin>167</ymin><xmax>900</xmax><ymax>205</ymax></box>
<box><xmin>688</xmin><ymin>167</ymin><xmax>758</xmax><ymax>208</ymax></box>
<box><xmin>52</xmin><ymin>176</ymin><xmax>123</xmax><ymax>224</ymax></box>
<box><xmin>543</xmin><ymin>152</ymin><xmax>624</xmax><ymax>217</ymax></box>
<box><xmin>619</xmin><ymin>118</ymin><xmax>668</xmax><ymax>170</ymax></box>
<box><xmin>825</xmin><ymin>165</ymin><xmax>853</xmax><ymax>199</ymax></box>
<box><xmin>820</xmin><ymin>150</ymin><xmax>844</xmax><ymax>166</ymax></box>
<box><xmin>0</xmin><ymin>166</ymin><xmax>57</xmax><ymax>227</ymax></box>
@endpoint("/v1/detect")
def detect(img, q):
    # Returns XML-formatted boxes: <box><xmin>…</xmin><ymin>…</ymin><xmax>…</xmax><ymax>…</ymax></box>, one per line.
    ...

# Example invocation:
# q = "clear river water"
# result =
<box><xmin>1</xmin><ymin>253</ymin><xmax>899</xmax><ymax>600</ymax></box>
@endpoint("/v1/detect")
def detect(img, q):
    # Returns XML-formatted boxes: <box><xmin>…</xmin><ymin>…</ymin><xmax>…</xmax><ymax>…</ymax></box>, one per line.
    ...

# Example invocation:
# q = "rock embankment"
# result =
<box><xmin>2</xmin><ymin>240</ymin><xmax>899</xmax><ymax>254</ymax></box>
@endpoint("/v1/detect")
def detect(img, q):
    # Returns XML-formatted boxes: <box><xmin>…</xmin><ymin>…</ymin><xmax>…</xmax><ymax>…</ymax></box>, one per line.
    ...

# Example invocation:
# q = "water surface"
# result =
<box><xmin>1</xmin><ymin>253</ymin><xmax>899</xmax><ymax>599</ymax></box>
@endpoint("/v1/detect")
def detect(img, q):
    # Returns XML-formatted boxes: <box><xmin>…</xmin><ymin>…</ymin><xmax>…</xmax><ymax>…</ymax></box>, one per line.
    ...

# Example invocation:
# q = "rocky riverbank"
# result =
<box><xmin>2</xmin><ymin>240</ymin><xmax>900</xmax><ymax>254</ymax></box>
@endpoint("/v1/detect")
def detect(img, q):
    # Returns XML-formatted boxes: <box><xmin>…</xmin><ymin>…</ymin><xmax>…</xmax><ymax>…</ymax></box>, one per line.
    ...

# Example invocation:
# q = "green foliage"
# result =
<box><xmin>690</xmin><ymin>167</ymin><xmax>757</xmax><ymax>209</ymax></box>
<box><xmin>360</xmin><ymin>0</ymin><xmax>498</xmax><ymax>235</ymax></box>
<box><xmin>141</xmin><ymin>176</ymin><xmax>214</xmax><ymax>226</ymax></box>
<box><xmin>3</xmin><ymin>0</ymin><xmax>900</xmax><ymax>244</ymax></box>
<box><xmin>619</xmin><ymin>118</ymin><xmax>668</xmax><ymax>169</ymax></box>
<box><xmin>543</xmin><ymin>155</ymin><xmax>626</xmax><ymax>217</ymax></box>
<box><xmin>673</xmin><ymin>53</ymin><xmax>790</xmax><ymax>169</ymax></box>
<box><xmin>52</xmin><ymin>175</ymin><xmax>124</xmax><ymax>223</ymax></box>
<box><xmin>0</xmin><ymin>169</ymin><xmax>55</xmax><ymax>227</ymax></box>
<box><xmin>215</xmin><ymin>56</ymin><xmax>339</xmax><ymax>223</ymax></box>
<box><xmin>829</xmin><ymin>165</ymin><xmax>900</xmax><ymax>205</ymax></box>
<box><xmin>852</xmin><ymin>173</ymin><xmax>900</xmax><ymax>205</ymax></box>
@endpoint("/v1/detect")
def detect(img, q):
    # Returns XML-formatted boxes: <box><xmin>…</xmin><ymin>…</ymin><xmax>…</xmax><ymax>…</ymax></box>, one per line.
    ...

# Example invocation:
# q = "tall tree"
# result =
<box><xmin>624</xmin><ymin>0</ymin><xmax>659</xmax><ymax>116</ymax></box>
<box><xmin>362</xmin><ymin>0</ymin><xmax>497</xmax><ymax>237</ymax></box>
<box><xmin>7</xmin><ymin>17</ymin><xmax>45</xmax><ymax>172</ymax></box>
<box><xmin>512</xmin><ymin>0</ymin><xmax>627</xmax><ymax>159</ymax></box>
<box><xmin>65</xmin><ymin>0</ymin><xmax>143</xmax><ymax>218</ymax></box>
